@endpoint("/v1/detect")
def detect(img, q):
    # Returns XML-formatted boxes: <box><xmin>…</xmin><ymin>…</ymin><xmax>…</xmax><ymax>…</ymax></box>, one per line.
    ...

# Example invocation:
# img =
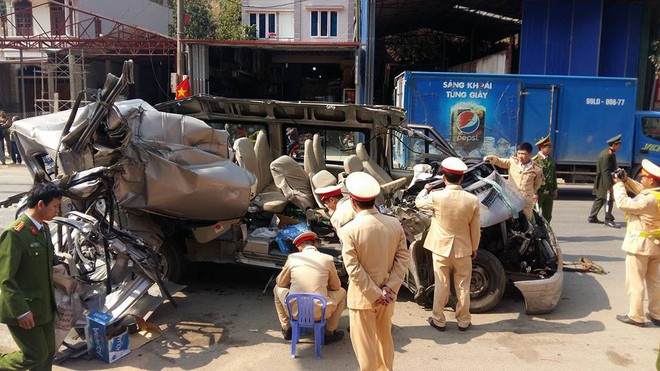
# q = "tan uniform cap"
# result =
<box><xmin>293</xmin><ymin>231</ymin><xmax>318</xmax><ymax>246</ymax></box>
<box><xmin>345</xmin><ymin>172</ymin><xmax>380</xmax><ymax>201</ymax></box>
<box><xmin>314</xmin><ymin>185</ymin><xmax>343</xmax><ymax>200</ymax></box>
<box><xmin>441</xmin><ymin>157</ymin><xmax>468</xmax><ymax>175</ymax></box>
<box><xmin>641</xmin><ymin>159</ymin><xmax>660</xmax><ymax>181</ymax></box>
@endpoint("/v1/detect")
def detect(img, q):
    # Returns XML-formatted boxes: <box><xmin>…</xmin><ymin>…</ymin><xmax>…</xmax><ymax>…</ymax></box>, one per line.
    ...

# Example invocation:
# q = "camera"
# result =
<box><xmin>612</xmin><ymin>168</ymin><xmax>626</xmax><ymax>180</ymax></box>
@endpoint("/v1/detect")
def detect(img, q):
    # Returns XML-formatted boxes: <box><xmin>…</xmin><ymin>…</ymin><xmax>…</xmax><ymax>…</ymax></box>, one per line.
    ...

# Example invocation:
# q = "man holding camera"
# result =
<box><xmin>589</xmin><ymin>134</ymin><xmax>622</xmax><ymax>228</ymax></box>
<box><xmin>612</xmin><ymin>160</ymin><xmax>660</xmax><ymax>327</ymax></box>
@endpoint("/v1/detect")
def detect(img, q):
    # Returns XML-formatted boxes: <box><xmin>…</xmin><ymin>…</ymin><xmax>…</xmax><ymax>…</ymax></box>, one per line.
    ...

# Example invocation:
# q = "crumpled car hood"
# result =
<box><xmin>14</xmin><ymin>99</ymin><xmax>257</xmax><ymax>221</ymax></box>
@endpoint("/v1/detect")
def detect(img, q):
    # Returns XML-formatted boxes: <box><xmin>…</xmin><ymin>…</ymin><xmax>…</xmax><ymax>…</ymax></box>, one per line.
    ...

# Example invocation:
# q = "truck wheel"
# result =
<box><xmin>159</xmin><ymin>240</ymin><xmax>186</xmax><ymax>283</ymax></box>
<box><xmin>632</xmin><ymin>164</ymin><xmax>643</xmax><ymax>182</ymax></box>
<box><xmin>469</xmin><ymin>250</ymin><xmax>506</xmax><ymax>313</ymax></box>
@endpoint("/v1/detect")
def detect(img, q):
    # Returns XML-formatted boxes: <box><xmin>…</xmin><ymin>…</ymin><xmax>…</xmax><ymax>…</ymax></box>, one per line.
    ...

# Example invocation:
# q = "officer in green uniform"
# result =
<box><xmin>0</xmin><ymin>183</ymin><xmax>62</xmax><ymax>371</ymax></box>
<box><xmin>588</xmin><ymin>134</ymin><xmax>621</xmax><ymax>228</ymax></box>
<box><xmin>532</xmin><ymin>135</ymin><xmax>558</xmax><ymax>223</ymax></box>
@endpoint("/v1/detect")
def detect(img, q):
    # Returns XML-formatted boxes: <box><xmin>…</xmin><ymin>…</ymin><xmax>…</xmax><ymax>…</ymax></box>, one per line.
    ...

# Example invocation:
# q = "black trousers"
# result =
<box><xmin>589</xmin><ymin>194</ymin><xmax>614</xmax><ymax>222</ymax></box>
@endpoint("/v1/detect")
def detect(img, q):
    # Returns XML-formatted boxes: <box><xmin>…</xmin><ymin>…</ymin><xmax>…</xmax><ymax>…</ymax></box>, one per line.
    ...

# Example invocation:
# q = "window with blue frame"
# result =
<box><xmin>642</xmin><ymin>117</ymin><xmax>660</xmax><ymax>141</ymax></box>
<box><xmin>249</xmin><ymin>12</ymin><xmax>277</xmax><ymax>39</ymax></box>
<box><xmin>310</xmin><ymin>10</ymin><xmax>338</xmax><ymax>37</ymax></box>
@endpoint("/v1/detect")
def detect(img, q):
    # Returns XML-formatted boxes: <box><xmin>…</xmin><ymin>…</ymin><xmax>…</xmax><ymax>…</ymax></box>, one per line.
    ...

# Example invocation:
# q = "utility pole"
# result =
<box><xmin>176</xmin><ymin>0</ymin><xmax>185</xmax><ymax>80</ymax></box>
<box><xmin>19</xmin><ymin>49</ymin><xmax>25</xmax><ymax>117</ymax></box>
<box><xmin>356</xmin><ymin>0</ymin><xmax>375</xmax><ymax>105</ymax></box>
<box><xmin>365</xmin><ymin>0</ymin><xmax>375</xmax><ymax>105</ymax></box>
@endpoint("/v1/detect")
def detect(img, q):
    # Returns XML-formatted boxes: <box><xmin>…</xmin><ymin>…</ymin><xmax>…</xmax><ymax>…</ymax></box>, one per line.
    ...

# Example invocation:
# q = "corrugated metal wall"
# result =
<box><xmin>599</xmin><ymin>1</ymin><xmax>642</xmax><ymax>77</ymax></box>
<box><xmin>188</xmin><ymin>44</ymin><xmax>209</xmax><ymax>95</ymax></box>
<box><xmin>520</xmin><ymin>0</ymin><xmax>642</xmax><ymax>78</ymax></box>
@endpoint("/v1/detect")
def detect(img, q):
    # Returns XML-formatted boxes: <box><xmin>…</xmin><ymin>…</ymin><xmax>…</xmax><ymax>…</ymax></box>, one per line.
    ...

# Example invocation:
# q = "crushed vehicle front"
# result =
<box><xmin>153</xmin><ymin>94</ymin><xmax>409</xmax><ymax>272</ymax></box>
<box><xmin>391</xmin><ymin>126</ymin><xmax>563</xmax><ymax>314</ymax></box>
<box><xmin>11</xmin><ymin>63</ymin><xmax>410</xmax><ymax>291</ymax></box>
<box><xmin>7</xmin><ymin>61</ymin><xmax>215</xmax><ymax>359</ymax></box>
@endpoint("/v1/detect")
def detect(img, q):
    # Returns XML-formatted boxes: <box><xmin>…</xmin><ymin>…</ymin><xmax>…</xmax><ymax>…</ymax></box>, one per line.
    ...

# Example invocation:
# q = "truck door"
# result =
<box><xmin>520</xmin><ymin>85</ymin><xmax>559</xmax><ymax>147</ymax></box>
<box><xmin>394</xmin><ymin>74</ymin><xmax>406</xmax><ymax>108</ymax></box>
<box><xmin>633</xmin><ymin>112</ymin><xmax>660</xmax><ymax>167</ymax></box>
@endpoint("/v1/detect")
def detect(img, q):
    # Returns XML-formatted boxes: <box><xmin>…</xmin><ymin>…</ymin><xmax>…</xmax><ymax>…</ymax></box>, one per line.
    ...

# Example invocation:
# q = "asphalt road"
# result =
<box><xmin>0</xmin><ymin>165</ymin><xmax>657</xmax><ymax>370</ymax></box>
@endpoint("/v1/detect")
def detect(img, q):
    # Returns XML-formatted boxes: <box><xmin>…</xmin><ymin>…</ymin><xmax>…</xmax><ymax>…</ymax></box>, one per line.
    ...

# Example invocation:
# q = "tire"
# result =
<box><xmin>159</xmin><ymin>239</ymin><xmax>186</xmax><ymax>283</ymax></box>
<box><xmin>631</xmin><ymin>164</ymin><xmax>643</xmax><ymax>182</ymax></box>
<box><xmin>469</xmin><ymin>249</ymin><xmax>506</xmax><ymax>313</ymax></box>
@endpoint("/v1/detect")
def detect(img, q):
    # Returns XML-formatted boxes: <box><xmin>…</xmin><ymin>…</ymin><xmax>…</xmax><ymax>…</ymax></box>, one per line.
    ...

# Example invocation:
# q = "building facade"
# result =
<box><xmin>242</xmin><ymin>0</ymin><xmax>354</xmax><ymax>42</ymax></box>
<box><xmin>0</xmin><ymin>0</ymin><xmax>173</xmax><ymax>116</ymax></box>
<box><xmin>194</xmin><ymin>0</ymin><xmax>357</xmax><ymax>102</ymax></box>
<box><xmin>2</xmin><ymin>0</ymin><xmax>170</xmax><ymax>37</ymax></box>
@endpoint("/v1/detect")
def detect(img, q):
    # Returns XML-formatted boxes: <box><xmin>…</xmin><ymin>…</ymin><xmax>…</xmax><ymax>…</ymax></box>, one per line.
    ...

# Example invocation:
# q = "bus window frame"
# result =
<box><xmin>281</xmin><ymin>124</ymin><xmax>371</xmax><ymax>165</ymax></box>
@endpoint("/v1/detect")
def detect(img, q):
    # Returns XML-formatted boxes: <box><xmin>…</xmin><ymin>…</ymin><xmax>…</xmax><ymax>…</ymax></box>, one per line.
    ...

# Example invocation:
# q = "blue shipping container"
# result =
<box><xmin>394</xmin><ymin>71</ymin><xmax>638</xmax><ymax>169</ymax></box>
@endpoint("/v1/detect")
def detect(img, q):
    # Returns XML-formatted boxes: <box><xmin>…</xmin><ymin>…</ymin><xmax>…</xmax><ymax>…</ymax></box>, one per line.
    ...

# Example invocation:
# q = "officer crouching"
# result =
<box><xmin>612</xmin><ymin>159</ymin><xmax>660</xmax><ymax>327</ymax></box>
<box><xmin>273</xmin><ymin>231</ymin><xmax>346</xmax><ymax>343</ymax></box>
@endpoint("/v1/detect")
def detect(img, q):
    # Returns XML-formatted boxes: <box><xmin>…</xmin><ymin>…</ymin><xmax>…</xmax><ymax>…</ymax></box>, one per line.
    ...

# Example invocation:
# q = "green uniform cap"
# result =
<box><xmin>535</xmin><ymin>135</ymin><xmax>551</xmax><ymax>148</ymax></box>
<box><xmin>606</xmin><ymin>134</ymin><xmax>622</xmax><ymax>146</ymax></box>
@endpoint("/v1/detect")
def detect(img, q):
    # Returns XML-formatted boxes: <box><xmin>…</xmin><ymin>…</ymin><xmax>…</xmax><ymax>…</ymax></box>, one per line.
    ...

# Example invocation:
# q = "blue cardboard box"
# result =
<box><xmin>85</xmin><ymin>311</ymin><xmax>130</xmax><ymax>363</ymax></box>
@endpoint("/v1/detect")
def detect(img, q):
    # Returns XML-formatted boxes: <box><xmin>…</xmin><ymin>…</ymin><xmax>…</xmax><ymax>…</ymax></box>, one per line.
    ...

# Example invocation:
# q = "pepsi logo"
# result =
<box><xmin>455</xmin><ymin>110</ymin><xmax>480</xmax><ymax>134</ymax></box>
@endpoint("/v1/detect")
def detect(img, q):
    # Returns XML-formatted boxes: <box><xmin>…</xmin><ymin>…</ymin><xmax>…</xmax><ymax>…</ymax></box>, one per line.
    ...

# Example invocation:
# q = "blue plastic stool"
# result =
<box><xmin>286</xmin><ymin>293</ymin><xmax>327</xmax><ymax>359</ymax></box>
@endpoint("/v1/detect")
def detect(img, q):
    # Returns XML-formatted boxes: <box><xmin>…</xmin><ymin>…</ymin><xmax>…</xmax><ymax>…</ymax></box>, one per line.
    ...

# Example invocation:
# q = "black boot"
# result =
<box><xmin>324</xmin><ymin>330</ymin><xmax>344</xmax><ymax>344</ymax></box>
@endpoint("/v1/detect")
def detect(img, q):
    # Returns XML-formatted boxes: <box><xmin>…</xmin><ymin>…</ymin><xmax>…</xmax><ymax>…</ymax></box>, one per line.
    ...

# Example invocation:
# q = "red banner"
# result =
<box><xmin>175</xmin><ymin>76</ymin><xmax>191</xmax><ymax>100</ymax></box>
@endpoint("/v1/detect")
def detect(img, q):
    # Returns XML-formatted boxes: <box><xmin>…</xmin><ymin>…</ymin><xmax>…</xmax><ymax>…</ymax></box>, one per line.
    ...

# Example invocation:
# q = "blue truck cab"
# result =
<box><xmin>632</xmin><ymin>111</ymin><xmax>660</xmax><ymax>175</ymax></box>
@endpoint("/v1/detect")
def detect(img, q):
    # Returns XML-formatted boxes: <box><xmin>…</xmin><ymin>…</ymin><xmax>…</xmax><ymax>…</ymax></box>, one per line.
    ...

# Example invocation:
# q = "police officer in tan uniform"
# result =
<box><xmin>273</xmin><ymin>231</ymin><xmax>346</xmax><ymax>343</ymax></box>
<box><xmin>315</xmin><ymin>185</ymin><xmax>356</xmax><ymax>231</ymax></box>
<box><xmin>339</xmin><ymin>172</ymin><xmax>409</xmax><ymax>371</ymax></box>
<box><xmin>612</xmin><ymin>159</ymin><xmax>660</xmax><ymax>327</ymax></box>
<box><xmin>415</xmin><ymin>157</ymin><xmax>480</xmax><ymax>331</ymax></box>
<box><xmin>484</xmin><ymin>142</ymin><xmax>542</xmax><ymax>220</ymax></box>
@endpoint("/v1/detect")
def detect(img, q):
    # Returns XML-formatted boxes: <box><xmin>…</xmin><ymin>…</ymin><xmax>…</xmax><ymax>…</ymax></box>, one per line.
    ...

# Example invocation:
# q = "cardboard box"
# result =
<box><xmin>275</xmin><ymin>214</ymin><xmax>299</xmax><ymax>228</ymax></box>
<box><xmin>86</xmin><ymin>311</ymin><xmax>130</xmax><ymax>364</ymax></box>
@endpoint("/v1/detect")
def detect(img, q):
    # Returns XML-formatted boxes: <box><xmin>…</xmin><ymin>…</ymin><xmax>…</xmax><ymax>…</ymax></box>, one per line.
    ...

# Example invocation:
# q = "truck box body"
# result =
<box><xmin>394</xmin><ymin>71</ymin><xmax>643</xmax><ymax>179</ymax></box>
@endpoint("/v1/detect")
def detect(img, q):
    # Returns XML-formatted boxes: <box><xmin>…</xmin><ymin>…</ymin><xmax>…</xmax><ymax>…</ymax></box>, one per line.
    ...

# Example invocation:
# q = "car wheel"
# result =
<box><xmin>159</xmin><ymin>240</ymin><xmax>186</xmax><ymax>283</ymax></box>
<box><xmin>469</xmin><ymin>249</ymin><xmax>506</xmax><ymax>313</ymax></box>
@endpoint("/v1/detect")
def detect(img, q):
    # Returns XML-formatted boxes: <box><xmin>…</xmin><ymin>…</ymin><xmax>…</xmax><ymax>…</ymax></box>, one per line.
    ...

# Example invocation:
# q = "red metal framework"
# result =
<box><xmin>0</xmin><ymin>1</ymin><xmax>176</xmax><ymax>56</ymax></box>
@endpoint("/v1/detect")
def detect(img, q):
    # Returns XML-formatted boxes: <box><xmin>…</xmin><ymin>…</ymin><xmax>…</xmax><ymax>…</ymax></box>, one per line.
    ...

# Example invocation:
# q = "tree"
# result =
<box><xmin>169</xmin><ymin>0</ymin><xmax>217</xmax><ymax>40</ymax></box>
<box><xmin>169</xmin><ymin>0</ymin><xmax>255</xmax><ymax>40</ymax></box>
<box><xmin>215</xmin><ymin>0</ymin><xmax>255</xmax><ymax>40</ymax></box>
<box><xmin>384</xmin><ymin>28</ymin><xmax>501</xmax><ymax>70</ymax></box>
<box><xmin>650</xmin><ymin>39</ymin><xmax>660</xmax><ymax>78</ymax></box>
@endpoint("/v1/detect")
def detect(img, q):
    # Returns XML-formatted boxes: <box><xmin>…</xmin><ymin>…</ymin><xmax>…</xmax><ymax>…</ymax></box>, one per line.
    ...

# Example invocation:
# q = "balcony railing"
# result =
<box><xmin>0</xmin><ymin>1</ymin><xmax>175</xmax><ymax>56</ymax></box>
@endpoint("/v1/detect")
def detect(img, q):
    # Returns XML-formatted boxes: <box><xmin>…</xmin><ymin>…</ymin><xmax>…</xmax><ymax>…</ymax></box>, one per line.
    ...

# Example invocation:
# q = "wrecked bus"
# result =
<box><xmin>8</xmin><ymin>62</ymin><xmax>561</xmax><ymax>316</ymax></box>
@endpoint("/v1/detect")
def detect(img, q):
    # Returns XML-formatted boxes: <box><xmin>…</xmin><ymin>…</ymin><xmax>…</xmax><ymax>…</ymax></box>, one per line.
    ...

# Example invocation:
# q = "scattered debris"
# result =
<box><xmin>563</xmin><ymin>257</ymin><xmax>608</xmax><ymax>274</ymax></box>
